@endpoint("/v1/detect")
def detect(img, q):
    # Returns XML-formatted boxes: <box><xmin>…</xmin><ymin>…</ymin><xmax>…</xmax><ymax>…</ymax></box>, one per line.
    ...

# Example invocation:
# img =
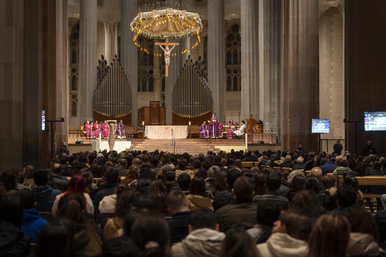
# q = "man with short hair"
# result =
<box><xmin>150</xmin><ymin>157</ymin><xmax>160</xmax><ymax>177</ymax></box>
<box><xmin>363</xmin><ymin>140</ymin><xmax>377</xmax><ymax>156</ymax></box>
<box><xmin>310</xmin><ymin>167</ymin><xmax>324</xmax><ymax>191</ymax></box>
<box><xmin>116</xmin><ymin>158</ymin><xmax>128</xmax><ymax>176</ymax></box>
<box><xmin>50</xmin><ymin>163</ymin><xmax>68</xmax><ymax>192</ymax></box>
<box><xmin>213</xmin><ymin>168</ymin><xmax>241</xmax><ymax>211</ymax></box>
<box><xmin>18</xmin><ymin>189</ymin><xmax>47</xmax><ymax>243</ymax></box>
<box><xmin>171</xmin><ymin>209</ymin><xmax>225</xmax><ymax>257</ymax></box>
<box><xmin>328</xmin><ymin>184</ymin><xmax>358</xmax><ymax>215</ymax></box>
<box><xmin>167</xmin><ymin>190</ymin><xmax>191</xmax><ymax>244</ymax></box>
<box><xmin>94</xmin><ymin>168</ymin><xmax>119</xmax><ymax>212</ymax></box>
<box><xmin>215</xmin><ymin>176</ymin><xmax>257</xmax><ymax>232</ymax></box>
<box><xmin>253</xmin><ymin>170</ymin><xmax>289</xmax><ymax>211</ymax></box>
<box><xmin>292</xmin><ymin>156</ymin><xmax>306</xmax><ymax>170</ymax></box>
<box><xmin>333</xmin><ymin>140</ymin><xmax>343</xmax><ymax>155</ymax></box>
<box><xmin>32</xmin><ymin>169</ymin><xmax>62</xmax><ymax>211</ymax></box>
<box><xmin>320</xmin><ymin>157</ymin><xmax>337</xmax><ymax>175</ymax></box>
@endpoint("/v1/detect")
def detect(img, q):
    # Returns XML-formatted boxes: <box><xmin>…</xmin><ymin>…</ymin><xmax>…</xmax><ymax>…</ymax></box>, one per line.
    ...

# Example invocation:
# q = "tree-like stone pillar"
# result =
<box><xmin>121</xmin><ymin>0</ymin><xmax>138</xmax><ymax>127</ymax></box>
<box><xmin>78</xmin><ymin>0</ymin><xmax>97</xmax><ymax>125</ymax></box>
<box><xmin>208</xmin><ymin>0</ymin><xmax>226</xmax><ymax>122</ymax></box>
<box><xmin>241</xmin><ymin>0</ymin><xmax>259</xmax><ymax>121</ymax></box>
<box><xmin>281</xmin><ymin>0</ymin><xmax>319</xmax><ymax>151</ymax></box>
<box><xmin>104</xmin><ymin>21</ymin><xmax>118</xmax><ymax>64</ymax></box>
<box><xmin>260</xmin><ymin>0</ymin><xmax>281</xmax><ymax>136</ymax></box>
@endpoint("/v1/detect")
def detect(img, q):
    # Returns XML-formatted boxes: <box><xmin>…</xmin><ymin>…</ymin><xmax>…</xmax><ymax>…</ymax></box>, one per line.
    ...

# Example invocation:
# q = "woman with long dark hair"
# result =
<box><xmin>148</xmin><ymin>180</ymin><xmax>168</xmax><ymax>214</ymax></box>
<box><xmin>186</xmin><ymin>177</ymin><xmax>213</xmax><ymax>211</ymax></box>
<box><xmin>52</xmin><ymin>174</ymin><xmax>94</xmax><ymax>216</ymax></box>
<box><xmin>219</xmin><ymin>228</ymin><xmax>259</xmax><ymax>257</ymax></box>
<box><xmin>57</xmin><ymin>193</ymin><xmax>102</xmax><ymax>257</ymax></box>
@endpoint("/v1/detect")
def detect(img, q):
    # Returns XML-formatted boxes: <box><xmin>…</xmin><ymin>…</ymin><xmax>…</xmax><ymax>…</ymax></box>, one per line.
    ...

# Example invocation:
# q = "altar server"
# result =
<box><xmin>93</xmin><ymin>120</ymin><xmax>101</xmax><ymax>138</ymax></box>
<box><xmin>227</xmin><ymin>120</ymin><xmax>237</xmax><ymax>139</ymax></box>
<box><xmin>84</xmin><ymin>120</ymin><xmax>92</xmax><ymax>139</ymax></box>
<box><xmin>233</xmin><ymin>120</ymin><xmax>246</xmax><ymax>139</ymax></box>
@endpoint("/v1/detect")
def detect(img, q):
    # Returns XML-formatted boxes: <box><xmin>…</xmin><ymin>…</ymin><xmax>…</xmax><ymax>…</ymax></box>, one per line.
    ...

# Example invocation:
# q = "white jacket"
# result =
<box><xmin>52</xmin><ymin>192</ymin><xmax>94</xmax><ymax>216</ymax></box>
<box><xmin>256</xmin><ymin>233</ymin><xmax>309</xmax><ymax>257</ymax></box>
<box><xmin>234</xmin><ymin>124</ymin><xmax>246</xmax><ymax>136</ymax></box>
<box><xmin>99</xmin><ymin>194</ymin><xmax>117</xmax><ymax>213</ymax></box>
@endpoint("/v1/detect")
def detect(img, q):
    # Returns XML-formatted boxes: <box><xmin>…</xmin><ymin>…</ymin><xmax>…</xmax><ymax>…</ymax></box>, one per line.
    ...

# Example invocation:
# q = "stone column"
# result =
<box><xmin>260</xmin><ymin>0</ymin><xmax>281</xmax><ymax>135</ymax></box>
<box><xmin>121</xmin><ymin>0</ymin><xmax>138</xmax><ymax>127</ymax></box>
<box><xmin>55</xmin><ymin>0</ymin><xmax>68</xmax><ymax>150</ymax></box>
<box><xmin>281</xmin><ymin>0</ymin><xmax>319</xmax><ymax>151</ymax></box>
<box><xmin>78</xmin><ymin>0</ymin><xmax>97</xmax><ymax>125</ymax></box>
<box><xmin>22</xmin><ymin>0</ymin><xmax>43</xmax><ymax>168</ymax></box>
<box><xmin>165</xmin><ymin>39</ymin><xmax>181</xmax><ymax>125</ymax></box>
<box><xmin>181</xmin><ymin>37</ymin><xmax>190</xmax><ymax>62</ymax></box>
<box><xmin>241</xmin><ymin>0</ymin><xmax>259</xmax><ymax>121</ymax></box>
<box><xmin>208</xmin><ymin>0</ymin><xmax>226</xmax><ymax>121</ymax></box>
<box><xmin>104</xmin><ymin>21</ymin><xmax>118</xmax><ymax>64</ymax></box>
<box><xmin>153</xmin><ymin>46</ymin><xmax>162</xmax><ymax>102</ymax></box>
<box><xmin>0</xmin><ymin>0</ymin><xmax>24</xmax><ymax>170</ymax></box>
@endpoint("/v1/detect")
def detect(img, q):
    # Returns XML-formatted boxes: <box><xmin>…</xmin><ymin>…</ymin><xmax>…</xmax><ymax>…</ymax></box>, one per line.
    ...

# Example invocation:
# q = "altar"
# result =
<box><xmin>92</xmin><ymin>141</ymin><xmax>132</xmax><ymax>153</ymax></box>
<box><xmin>145</xmin><ymin>125</ymin><xmax>188</xmax><ymax>139</ymax></box>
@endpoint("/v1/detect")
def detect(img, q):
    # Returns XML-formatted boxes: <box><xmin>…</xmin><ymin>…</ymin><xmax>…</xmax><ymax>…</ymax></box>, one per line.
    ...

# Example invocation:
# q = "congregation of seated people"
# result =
<box><xmin>1</xmin><ymin>148</ymin><xmax>386</xmax><ymax>257</ymax></box>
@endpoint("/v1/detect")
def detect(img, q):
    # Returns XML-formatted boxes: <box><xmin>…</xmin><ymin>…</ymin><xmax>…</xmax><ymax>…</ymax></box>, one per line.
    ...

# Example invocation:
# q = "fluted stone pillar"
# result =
<box><xmin>121</xmin><ymin>0</ymin><xmax>138</xmax><ymax>127</ymax></box>
<box><xmin>181</xmin><ymin>37</ymin><xmax>190</xmax><ymax>62</ymax></box>
<box><xmin>208</xmin><ymin>0</ymin><xmax>226</xmax><ymax>121</ymax></box>
<box><xmin>241</xmin><ymin>0</ymin><xmax>259</xmax><ymax>121</ymax></box>
<box><xmin>165</xmin><ymin>39</ymin><xmax>181</xmax><ymax>124</ymax></box>
<box><xmin>22</xmin><ymin>0</ymin><xmax>43</xmax><ymax>168</ymax></box>
<box><xmin>260</xmin><ymin>0</ymin><xmax>281</xmax><ymax>135</ymax></box>
<box><xmin>55</xmin><ymin>0</ymin><xmax>68</xmax><ymax>150</ymax></box>
<box><xmin>78</xmin><ymin>0</ymin><xmax>97</xmax><ymax>125</ymax></box>
<box><xmin>0</xmin><ymin>0</ymin><xmax>24</xmax><ymax>170</ymax></box>
<box><xmin>104</xmin><ymin>21</ymin><xmax>118</xmax><ymax>64</ymax></box>
<box><xmin>153</xmin><ymin>46</ymin><xmax>162</xmax><ymax>102</ymax></box>
<box><xmin>281</xmin><ymin>0</ymin><xmax>319</xmax><ymax>151</ymax></box>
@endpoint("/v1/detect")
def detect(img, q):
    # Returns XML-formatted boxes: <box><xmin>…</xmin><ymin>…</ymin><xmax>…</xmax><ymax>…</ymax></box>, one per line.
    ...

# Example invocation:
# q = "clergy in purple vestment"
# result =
<box><xmin>116</xmin><ymin>120</ymin><xmax>126</xmax><ymax>138</ymax></box>
<box><xmin>200</xmin><ymin>121</ymin><xmax>209</xmax><ymax>138</ymax></box>
<box><xmin>210</xmin><ymin>114</ymin><xmax>219</xmax><ymax>138</ymax></box>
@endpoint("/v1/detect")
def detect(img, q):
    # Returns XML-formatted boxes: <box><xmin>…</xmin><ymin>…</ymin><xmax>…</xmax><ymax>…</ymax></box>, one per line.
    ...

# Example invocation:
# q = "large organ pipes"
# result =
<box><xmin>172</xmin><ymin>55</ymin><xmax>212</xmax><ymax>118</ymax></box>
<box><xmin>93</xmin><ymin>55</ymin><xmax>132</xmax><ymax>118</ymax></box>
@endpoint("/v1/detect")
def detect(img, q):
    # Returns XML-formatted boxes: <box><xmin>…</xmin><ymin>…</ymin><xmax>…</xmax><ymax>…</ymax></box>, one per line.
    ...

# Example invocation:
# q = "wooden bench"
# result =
<box><xmin>356</xmin><ymin>176</ymin><xmax>386</xmax><ymax>199</ymax></box>
<box><xmin>242</xmin><ymin>162</ymin><xmax>259</xmax><ymax>168</ymax></box>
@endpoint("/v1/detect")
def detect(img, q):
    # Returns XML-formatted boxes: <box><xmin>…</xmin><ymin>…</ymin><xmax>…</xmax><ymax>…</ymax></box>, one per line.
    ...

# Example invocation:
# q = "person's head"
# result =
<box><xmin>164</xmin><ymin>170</ymin><xmax>175</xmax><ymax>182</ymax></box>
<box><xmin>212</xmin><ymin>114</ymin><xmax>215</xmax><ymax>118</ymax></box>
<box><xmin>373</xmin><ymin>161</ymin><xmax>381</xmax><ymax>170</ymax></box>
<box><xmin>189</xmin><ymin>177</ymin><xmax>206</xmax><ymax>196</ymax></box>
<box><xmin>367</xmin><ymin>140</ymin><xmax>372</xmax><ymax>146</ymax></box>
<box><xmin>33</xmin><ymin>168</ymin><xmax>49</xmax><ymax>187</ymax></box>
<box><xmin>307</xmin><ymin>214</ymin><xmax>351</xmax><ymax>257</ymax></box>
<box><xmin>305</xmin><ymin>177</ymin><xmax>320</xmax><ymax>194</ymax></box>
<box><xmin>298</xmin><ymin>143</ymin><xmax>303</xmax><ymax>148</ymax></box>
<box><xmin>252</xmin><ymin>173</ymin><xmax>266</xmax><ymax>195</ymax></box>
<box><xmin>123</xmin><ymin>208</ymin><xmax>149</xmax><ymax>237</ymax></box>
<box><xmin>272</xmin><ymin>210</ymin><xmax>312</xmax><ymax>241</ymax></box>
<box><xmin>232</xmin><ymin>176</ymin><xmax>254</xmax><ymax>199</ymax></box>
<box><xmin>265</xmin><ymin>170</ymin><xmax>282</xmax><ymax>192</ymax></box>
<box><xmin>337</xmin><ymin>158</ymin><xmax>348</xmax><ymax>167</ymax></box>
<box><xmin>285</xmin><ymin>155</ymin><xmax>292</xmax><ymax>162</ymax></box>
<box><xmin>226</xmin><ymin>168</ymin><xmax>242</xmax><ymax>189</ymax></box>
<box><xmin>35</xmin><ymin>217</ymin><xmax>76</xmax><ymax>257</ymax></box>
<box><xmin>345</xmin><ymin>204</ymin><xmax>379</xmax><ymax>242</ymax></box>
<box><xmin>310</xmin><ymin>167</ymin><xmax>322</xmax><ymax>180</ymax></box>
<box><xmin>167</xmin><ymin>190</ymin><xmax>190</xmax><ymax>214</ymax></box>
<box><xmin>0</xmin><ymin>193</ymin><xmax>23</xmax><ymax>226</ymax></box>
<box><xmin>219</xmin><ymin>227</ymin><xmax>259</xmax><ymax>257</ymax></box>
<box><xmin>289</xmin><ymin>190</ymin><xmax>325</xmax><ymax>217</ymax></box>
<box><xmin>18</xmin><ymin>188</ymin><xmax>36</xmax><ymax>209</ymax></box>
<box><xmin>207</xmin><ymin>166</ymin><xmax>220</xmax><ymax>178</ymax></box>
<box><xmin>343</xmin><ymin>175</ymin><xmax>359</xmax><ymax>191</ymax></box>
<box><xmin>118</xmin><ymin>158</ymin><xmax>128</xmax><ymax>168</ymax></box>
<box><xmin>296</xmin><ymin>156</ymin><xmax>304</xmax><ymax>164</ymax></box>
<box><xmin>51</xmin><ymin>163</ymin><xmax>63</xmax><ymax>175</ymax></box>
<box><xmin>57</xmin><ymin>193</ymin><xmax>87</xmax><ymax>224</ymax></box>
<box><xmin>289</xmin><ymin>175</ymin><xmax>306</xmax><ymax>193</ymax></box>
<box><xmin>104</xmin><ymin>167</ymin><xmax>119</xmax><ymax>183</ymax></box>
<box><xmin>321</xmin><ymin>175</ymin><xmax>336</xmax><ymax>189</ymax></box>
<box><xmin>337</xmin><ymin>139</ymin><xmax>340</xmax><ymax>144</ymax></box>
<box><xmin>256</xmin><ymin>201</ymin><xmax>281</xmax><ymax>227</ymax></box>
<box><xmin>115</xmin><ymin>188</ymin><xmax>141</xmax><ymax>218</ymax></box>
<box><xmin>241</xmin><ymin>120</ymin><xmax>245</xmax><ymax>125</ymax></box>
<box><xmin>0</xmin><ymin>170</ymin><xmax>17</xmax><ymax>191</ymax></box>
<box><xmin>150</xmin><ymin>157</ymin><xmax>159</xmax><ymax>167</ymax></box>
<box><xmin>336</xmin><ymin>184</ymin><xmax>358</xmax><ymax>208</ymax></box>
<box><xmin>128</xmin><ymin>212</ymin><xmax>170</xmax><ymax>256</ymax></box>
<box><xmin>286</xmin><ymin>170</ymin><xmax>305</xmax><ymax>184</ymax></box>
<box><xmin>189</xmin><ymin>208</ymin><xmax>218</xmax><ymax>232</ymax></box>
<box><xmin>177</xmin><ymin>173</ymin><xmax>191</xmax><ymax>191</ymax></box>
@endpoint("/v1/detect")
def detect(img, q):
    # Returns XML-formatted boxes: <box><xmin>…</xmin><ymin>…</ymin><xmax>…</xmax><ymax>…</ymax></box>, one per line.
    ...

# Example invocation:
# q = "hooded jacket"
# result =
<box><xmin>332</xmin><ymin>166</ymin><xmax>352</xmax><ymax>178</ymax></box>
<box><xmin>74</xmin><ymin>224</ymin><xmax>102</xmax><ymax>257</ymax></box>
<box><xmin>0</xmin><ymin>220</ymin><xmax>30</xmax><ymax>257</ymax></box>
<box><xmin>33</xmin><ymin>186</ymin><xmax>62</xmax><ymax>211</ymax></box>
<box><xmin>171</xmin><ymin>228</ymin><xmax>225</xmax><ymax>257</ymax></box>
<box><xmin>346</xmin><ymin>232</ymin><xmax>381</xmax><ymax>256</ymax></box>
<box><xmin>256</xmin><ymin>233</ymin><xmax>308</xmax><ymax>257</ymax></box>
<box><xmin>21</xmin><ymin>208</ymin><xmax>47</xmax><ymax>243</ymax></box>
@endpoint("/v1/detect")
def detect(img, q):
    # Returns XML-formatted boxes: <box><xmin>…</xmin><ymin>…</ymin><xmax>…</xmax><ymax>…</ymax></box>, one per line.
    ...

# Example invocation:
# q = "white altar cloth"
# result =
<box><xmin>92</xmin><ymin>141</ymin><xmax>131</xmax><ymax>153</ymax></box>
<box><xmin>145</xmin><ymin>125</ymin><xmax>188</xmax><ymax>139</ymax></box>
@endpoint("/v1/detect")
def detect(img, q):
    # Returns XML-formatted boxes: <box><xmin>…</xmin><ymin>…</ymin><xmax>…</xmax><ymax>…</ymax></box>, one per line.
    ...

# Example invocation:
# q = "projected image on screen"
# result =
<box><xmin>365</xmin><ymin>111</ymin><xmax>386</xmax><ymax>131</ymax></box>
<box><xmin>312</xmin><ymin>119</ymin><xmax>330</xmax><ymax>134</ymax></box>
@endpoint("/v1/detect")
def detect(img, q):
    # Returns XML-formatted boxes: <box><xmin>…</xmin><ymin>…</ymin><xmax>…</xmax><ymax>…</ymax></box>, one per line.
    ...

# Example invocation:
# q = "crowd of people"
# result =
<box><xmin>1</xmin><ymin>146</ymin><xmax>386</xmax><ymax>257</ymax></box>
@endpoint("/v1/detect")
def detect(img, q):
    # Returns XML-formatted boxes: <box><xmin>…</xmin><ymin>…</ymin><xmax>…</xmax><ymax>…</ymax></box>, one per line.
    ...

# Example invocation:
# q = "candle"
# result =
<box><xmin>189</xmin><ymin>121</ymin><xmax>191</xmax><ymax>126</ymax></box>
<box><xmin>142</xmin><ymin>121</ymin><xmax>144</xmax><ymax>126</ymax></box>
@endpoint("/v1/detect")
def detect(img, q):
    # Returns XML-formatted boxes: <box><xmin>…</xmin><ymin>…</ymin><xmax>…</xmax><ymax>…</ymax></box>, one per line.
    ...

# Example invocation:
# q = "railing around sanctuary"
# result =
<box><xmin>93</xmin><ymin>55</ymin><xmax>132</xmax><ymax>120</ymax></box>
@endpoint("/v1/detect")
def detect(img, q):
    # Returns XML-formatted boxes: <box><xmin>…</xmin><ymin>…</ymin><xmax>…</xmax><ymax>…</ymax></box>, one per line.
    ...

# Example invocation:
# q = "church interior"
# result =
<box><xmin>1</xmin><ymin>0</ymin><xmax>386</xmax><ymax>170</ymax></box>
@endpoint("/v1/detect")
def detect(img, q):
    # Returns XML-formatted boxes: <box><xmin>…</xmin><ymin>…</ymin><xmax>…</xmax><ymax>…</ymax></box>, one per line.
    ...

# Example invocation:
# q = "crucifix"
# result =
<box><xmin>156</xmin><ymin>38</ymin><xmax>179</xmax><ymax>77</ymax></box>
